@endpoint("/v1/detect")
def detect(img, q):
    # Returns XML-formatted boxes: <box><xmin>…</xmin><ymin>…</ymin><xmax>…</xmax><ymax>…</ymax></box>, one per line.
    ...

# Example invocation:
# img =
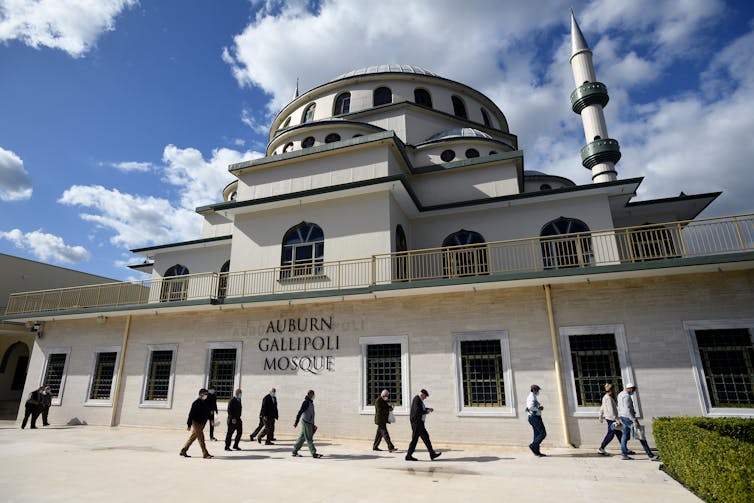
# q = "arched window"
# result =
<box><xmin>373</xmin><ymin>87</ymin><xmax>392</xmax><ymax>106</ymax></box>
<box><xmin>281</xmin><ymin>222</ymin><xmax>324</xmax><ymax>278</ymax></box>
<box><xmin>440</xmin><ymin>149</ymin><xmax>456</xmax><ymax>162</ymax></box>
<box><xmin>395</xmin><ymin>224</ymin><xmax>408</xmax><ymax>281</ymax></box>
<box><xmin>280</xmin><ymin>116</ymin><xmax>291</xmax><ymax>129</ymax></box>
<box><xmin>452</xmin><ymin>96</ymin><xmax>467</xmax><ymax>119</ymax></box>
<box><xmin>301</xmin><ymin>136</ymin><xmax>315</xmax><ymax>148</ymax></box>
<box><xmin>160</xmin><ymin>264</ymin><xmax>189</xmax><ymax>302</ymax></box>
<box><xmin>414</xmin><ymin>88</ymin><xmax>432</xmax><ymax>108</ymax></box>
<box><xmin>217</xmin><ymin>260</ymin><xmax>230</xmax><ymax>299</ymax></box>
<box><xmin>540</xmin><ymin>184</ymin><xmax>552</xmax><ymax>191</ymax></box>
<box><xmin>302</xmin><ymin>103</ymin><xmax>316</xmax><ymax>123</ymax></box>
<box><xmin>465</xmin><ymin>148</ymin><xmax>479</xmax><ymax>159</ymax></box>
<box><xmin>540</xmin><ymin>217</ymin><xmax>592</xmax><ymax>269</ymax></box>
<box><xmin>442</xmin><ymin>229</ymin><xmax>488</xmax><ymax>277</ymax></box>
<box><xmin>325</xmin><ymin>133</ymin><xmax>341</xmax><ymax>143</ymax></box>
<box><xmin>283</xmin><ymin>142</ymin><xmax>294</xmax><ymax>153</ymax></box>
<box><xmin>481</xmin><ymin>108</ymin><xmax>491</xmax><ymax>127</ymax></box>
<box><xmin>333</xmin><ymin>92</ymin><xmax>351</xmax><ymax>115</ymax></box>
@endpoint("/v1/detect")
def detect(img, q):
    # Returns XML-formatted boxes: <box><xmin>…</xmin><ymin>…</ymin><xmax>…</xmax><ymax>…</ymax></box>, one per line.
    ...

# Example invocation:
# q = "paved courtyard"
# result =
<box><xmin>0</xmin><ymin>421</ymin><xmax>699</xmax><ymax>503</ymax></box>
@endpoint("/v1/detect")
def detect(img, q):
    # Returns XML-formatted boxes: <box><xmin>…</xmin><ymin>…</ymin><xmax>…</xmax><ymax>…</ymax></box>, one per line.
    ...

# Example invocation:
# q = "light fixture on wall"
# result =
<box><xmin>96</xmin><ymin>315</ymin><xmax>107</xmax><ymax>325</ymax></box>
<box><xmin>30</xmin><ymin>322</ymin><xmax>43</xmax><ymax>338</ymax></box>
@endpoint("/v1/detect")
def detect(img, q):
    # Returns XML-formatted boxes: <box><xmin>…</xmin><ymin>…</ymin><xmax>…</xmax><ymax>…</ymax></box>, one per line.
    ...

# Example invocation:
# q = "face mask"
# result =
<box><xmin>237</xmin><ymin>394</ymin><xmax>242</xmax><ymax>399</ymax></box>
<box><xmin>201</xmin><ymin>395</ymin><xmax>207</xmax><ymax>400</ymax></box>
<box><xmin>271</xmin><ymin>392</ymin><xmax>276</xmax><ymax>398</ymax></box>
<box><xmin>209</xmin><ymin>390</ymin><xmax>216</xmax><ymax>395</ymax></box>
<box><xmin>310</xmin><ymin>395</ymin><xmax>315</xmax><ymax>402</ymax></box>
<box><xmin>383</xmin><ymin>396</ymin><xmax>389</xmax><ymax>401</ymax></box>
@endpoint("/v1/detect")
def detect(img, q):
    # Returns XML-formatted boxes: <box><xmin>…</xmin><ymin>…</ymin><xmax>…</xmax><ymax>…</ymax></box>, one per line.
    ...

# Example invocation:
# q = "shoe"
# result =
<box><xmin>224</xmin><ymin>447</ymin><xmax>231</xmax><ymax>451</ymax></box>
<box><xmin>43</xmin><ymin>423</ymin><xmax>50</xmax><ymax>426</ymax></box>
<box><xmin>537</xmin><ymin>452</ymin><xmax>547</xmax><ymax>457</ymax></box>
<box><xmin>627</xmin><ymin>450</ymin><xmax>636</xmax><ymax>455</ymax></box>
<box><xmin>233</xmin><ymin>446</ymin><xmax>242</xmax><ymax>451</ymax></box>
<box><xmin>265</xmin><ymin>441</ymin><xmax>274</xmax><ymax>445</ymax></box>
<box><xmin>622</xmin><ymin>455</ymin><xmax>633</xmax><ymax>460</ymax></box>
<box><xmin>389</xmin><ymin>448</ymin><xmax>398</xmax><ymax>453</ymax></box>
<box><xmin>203</xmin><ymin>454</ymin><xmax>214</xmax><ymax>459</ymax></box>
<box><xmin>405</xmin><ymin>456</ymin><xmax>418</xmax><ymax>461</ymax></box>
<box><xmin>313</xmin><ymin>453</ymin><xmax>323</xmax><ymax>458</ymax></box>
<box><xmin>528</xmin><ymin>444</ymin><xmax>539</xmax><ymax>456</ymax></box>
<box><xmin>373</xmin><ymin>447</ymin><xmax>382</xmax><ymax>451</ymax></box>
<box><xmin>210</xmin><ymin>437</ymin><xmax>217</xmax><ymax>441</ymax></box>
<box><xmin>30</xmin><ymin>426</ymin><xmax>37</xmax><ymax>429</ymax></box>
<box><xmin>179</xmin><ymin>451</ymin><xmax>190</xmax><ymax>458</ymax></box>
<box><xmin>650</xmin><ymin>455</ymin><xmax>660</xmax><ymax>462</ymax></box>
<box><xmin>430</xmin><ymin>452</ymin><xmax>442</xmax><ymax>460</ymax></box>
<box><xmin>271</xmin><ymin>438</ymin><xmax>277</xmax><ymax>441</ymax></box>
<box><xmin>598</xmin><ymin>448</ymin><xmax>608</xmax><ymax>456</ymax></box>
<box><xmin>258</xmin><ymin>437</ymin><xmax>262</xmax><ymax>444</ymax></box>
<box><xmin>292</xmin><ymin>452</ymin><xmax>302</xmax><ymax>457</ymax></box>
<box><xmin>250</xmin><ymin>435</ymin><xmax>255</xmax><ymax>441</ymax></box>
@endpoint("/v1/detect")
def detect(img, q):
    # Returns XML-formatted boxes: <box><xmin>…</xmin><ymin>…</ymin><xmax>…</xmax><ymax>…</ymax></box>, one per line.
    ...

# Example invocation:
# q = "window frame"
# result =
<box><xmin>559</xmin><ymin>324</ymin><xmax>638</xmax><ymax>417</ymax></box>
<box><xmin>204</xmin><ymin>341</ymin><xmax>242</xmax><ymax>412</ymax></box>
<box><xmin>452</xmin><ymin>95</ymin><xmax>468</xmax><ymax>119</ymax></box>
<box><xmin>414</xmin><ymin>88</ymin><xmax>433</xmax><ymax>108</ymax></box>
<box><xmin>139</xmin><ymin>344</ymin><xmax>178</xmax><ymax>409</ymax></box>
<box><xmin>684</xmin><ymin>319</ymin><xmax>754</xmax><ymax>417</ymax></box>
<box><xmin>358</xmin><ymin>335</ymin><xmax>410</xmax><ymax>416</ymax></box>
<box><xmin>453</xmin><ymin>331</ymin><xmax>515</xmax><ymax>417</ymax></box>
<box><xmin>84</xmin><ymin>345</ymin><xmax>122</xmax><ymax>407</ymax></box>
<box><xmin>39</xmin><ymin>347</ymin><xmax>71</xmax><ymax>406</ymax></box>
<box><xmin>333</xmin><ymin>92</ymin><xmax>351</xmax><ymax>115</ymax></box>
<box><xmin>373</xmin><ymin>86</ymin><xmax>392</xmax><ymax>106</ymax></box>
<box><xmin>302</xmin><ymin>103</ymin><xmax>316</xmax><ymax>123</ymax></box>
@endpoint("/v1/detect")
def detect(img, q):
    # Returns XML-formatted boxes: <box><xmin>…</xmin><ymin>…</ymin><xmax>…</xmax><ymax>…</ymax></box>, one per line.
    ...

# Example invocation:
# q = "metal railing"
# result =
<box><xmin>5</xmin><ymin>214</ymin><xmax>754</xmax><ymax>316</ymax></box>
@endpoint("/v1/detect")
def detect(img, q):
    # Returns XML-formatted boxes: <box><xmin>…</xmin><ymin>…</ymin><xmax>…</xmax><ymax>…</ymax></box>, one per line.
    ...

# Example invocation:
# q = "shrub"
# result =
<box><xmin>653</xmin><ymin>417</ymin><xmax>754</xmax><ymax>503</ymax></box>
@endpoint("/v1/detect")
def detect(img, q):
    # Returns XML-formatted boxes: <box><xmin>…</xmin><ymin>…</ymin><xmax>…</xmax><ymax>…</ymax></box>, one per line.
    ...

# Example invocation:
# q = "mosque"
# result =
<box><xmin>3</xmin><ymin>13</ymin><xmax>753</xmax><ymax>448</ymax></box>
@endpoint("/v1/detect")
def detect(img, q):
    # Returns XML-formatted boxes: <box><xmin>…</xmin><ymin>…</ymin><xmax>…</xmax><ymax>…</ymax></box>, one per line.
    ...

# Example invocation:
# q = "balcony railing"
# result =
<box><xmin>5</xmin><ymin>214</ymin><xmax>754</xmax><ymax>316</ymax></box>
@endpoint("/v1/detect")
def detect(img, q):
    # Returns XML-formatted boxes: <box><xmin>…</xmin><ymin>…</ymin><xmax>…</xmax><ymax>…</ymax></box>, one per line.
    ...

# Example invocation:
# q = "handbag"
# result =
<box><xmin>633</xmin><ymin>424</ymin><xmax>646</xmax><ymax>441</ymax></box>
<box><xmin>611</xmin><ymin>421</ymin><xmax>623</xmax><ymax>431</ymax></box>
<box><xmin>387</xmin><ymin>411</ymin><xmax>396</xmax><ymax>424</ymax></box>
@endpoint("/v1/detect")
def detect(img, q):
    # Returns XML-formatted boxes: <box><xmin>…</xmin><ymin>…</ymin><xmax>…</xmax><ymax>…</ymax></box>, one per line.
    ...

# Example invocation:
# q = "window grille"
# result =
<box><xmin>696</xmin><ymin>329</ymin><xmax>754</xmax><ymax>408</ymax></box>
<box><xmin>568</xmin><ymin>334</ymin><xmax>623</xmax><ymax>406</ymax></box>
<box><xmin>144</xmin><ymin>350</ymin><xmax>174</xmax><ymax>401</ymax></box>
<box><xmin>89</xmin><ymin>352</ymin><xmax>117</xmax><ymax>400</ymax></box>
<box><xmin>43</xmin><ymin>353</ymin><xmax>67</xmax><ymax>397</ymax></box>
<box><xmin>460</xmin><ymin>340</ymin><xmax>505</xmax><ymax>407</ymax></box>
<box><xmin>208</xmin><ymin>348</ymin><xmax>236</xmax><ymax>401</ymax></box>
<box><xmin>366</xmin><ymin>344</ymin><xmax>402</xmax><ymax>406</ymax></box>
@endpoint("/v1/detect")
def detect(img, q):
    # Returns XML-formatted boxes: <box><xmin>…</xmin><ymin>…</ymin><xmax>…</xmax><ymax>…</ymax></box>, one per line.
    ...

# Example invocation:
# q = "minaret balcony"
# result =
<box><xmin>580</xmin><ymin>138</ymin><xmax>621</xmax><ymax>169</ymax></box>
<box><xmin>570</xmin><ymin>82</ymin><xmax>609</xmax><ymax>114</ymax></box>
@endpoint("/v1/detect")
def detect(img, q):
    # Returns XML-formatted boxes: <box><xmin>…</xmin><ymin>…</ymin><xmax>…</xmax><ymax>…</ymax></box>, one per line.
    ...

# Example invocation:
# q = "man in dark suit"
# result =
<box><xmin>180</xmin><ymin>388</ymin><xmax>213</xmax><ymax>459</ymax></box>
<box><xmin>225</xmin><ymin>388</ymin><xmax>243</xmax><ymax>451</ymax></box>
<box><xmin>21</xmin><ymin>386</ymin><xmax>44</xmax><ymax>429</ymax></box>
<box><xmin>41</xmin><ymin>386</ymin><xmax>52</xmax><ymax>426</ymax></box>
<box><xmin>205</xmin><ymin>387</ymin><xmax>219</xmax><ymax>441</ymax></box>
<box><xmin>257</xmin><ymin>387</ymin><xmax>279</xmax><ymax>445</ymax></box>
<box><xmin>405</xmin><ymin>389</ymin><xmax>441</xmax><ymax>461</ymax></box>
<box><xmin>373</xmin><ymin>389</ymin><xmax>396</xmax><ymax>452</ymax></box>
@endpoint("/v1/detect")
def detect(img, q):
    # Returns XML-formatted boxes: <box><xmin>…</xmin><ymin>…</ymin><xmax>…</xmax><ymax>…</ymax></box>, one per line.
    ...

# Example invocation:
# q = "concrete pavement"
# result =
<box><xmin>0</xmin><ymin>421</ymin><xmax>699</xmax><ymax>503</ymax></box>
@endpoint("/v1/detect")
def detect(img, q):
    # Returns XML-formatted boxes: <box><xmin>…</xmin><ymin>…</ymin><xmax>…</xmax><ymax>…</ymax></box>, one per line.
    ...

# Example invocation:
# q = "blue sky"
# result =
<box><xmin>1</xmin><ymin>0</ymin><xmax>754</xmax><ymax>281</ymax></box>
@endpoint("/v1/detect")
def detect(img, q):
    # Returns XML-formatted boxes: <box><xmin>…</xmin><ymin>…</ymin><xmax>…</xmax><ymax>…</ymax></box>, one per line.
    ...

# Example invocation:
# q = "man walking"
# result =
<box><xmin>373</xmin><ymin>389</ymin><xmax>396</xmax><ymax>452</ymax></box>
<box><xmin>225</xmin><ymin>388</ymin><xmax>243</xmax><ymax>451</ymax></box>
<box><xmin>405</xmin><ymin>389</ymin><xmax>441</xmax><ymax>461</ymax></box>
<box><xmin>257</xmin><ymin>387</ymin><xmax>278</xmax><ymax>445</ymax></box>
<box><xmin>292</xmin><ymin>390</ymin><xmax>322</xmax><ymax>458</ymax></box>
<box><xmin>617</xmin><ymin>383</ymin><xmax>659</xmax><ymax>461</ymax></box>
<box><xmin>180</xmin><ymin>388</ymin><xmax>213</xmax><ymax>459</ymax></box>
<box><xmin>526</xmin><ymin>384</ymin><xmax>546</xmax><ymax>457</ymax></box>
<box><xmin>41</xmin><ymin>385</ymin><xmax>52</xmax><ymax>426</ymax></box>
<box><xmin>205</xmin><ymin>387</ymin><xmax>219</xmax><ymax>441</ymax></box>
<box><xmin>20</xmin><ymin>386</ymin><xmax>44</xmax><ymax>429</ymax></box>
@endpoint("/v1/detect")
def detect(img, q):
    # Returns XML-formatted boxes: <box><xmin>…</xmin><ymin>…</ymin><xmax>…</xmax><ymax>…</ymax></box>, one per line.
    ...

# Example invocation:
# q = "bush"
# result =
<box><xmin>653</xmin><ymin>417</ymin><xmax>754</xmax><ymax>503</ymax></box>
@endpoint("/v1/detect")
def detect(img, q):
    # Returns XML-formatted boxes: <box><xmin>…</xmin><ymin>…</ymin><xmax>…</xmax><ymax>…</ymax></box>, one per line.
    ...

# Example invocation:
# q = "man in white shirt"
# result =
<box><xmin>617</xmin><ymin>383</ymin><xmax>659</xmax><ymax>461</ymax></box>
<box><xmin>525</xmin><ymin>384</ymin><xmax>546</xmax><ymax>457</ymax></box>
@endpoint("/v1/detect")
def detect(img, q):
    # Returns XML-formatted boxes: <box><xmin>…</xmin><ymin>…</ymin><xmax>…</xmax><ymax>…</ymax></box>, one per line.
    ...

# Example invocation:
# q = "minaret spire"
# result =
<box><xmin>293</xmin><ymin>78</ymin><xmax>299</xmax><ymax>99</ymax></box>
<box><xmin>569</xmin><ymin>10</ymin><xmax>620</xmax><ymax>183</ymax></box>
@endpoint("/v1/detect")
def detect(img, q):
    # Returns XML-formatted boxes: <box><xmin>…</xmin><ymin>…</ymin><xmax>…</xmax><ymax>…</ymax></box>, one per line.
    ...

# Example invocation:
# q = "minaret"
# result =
<box><xmin>569</xmin><ymin>10</ymin><xmax>620</xmax><ymax>183</ymax></box>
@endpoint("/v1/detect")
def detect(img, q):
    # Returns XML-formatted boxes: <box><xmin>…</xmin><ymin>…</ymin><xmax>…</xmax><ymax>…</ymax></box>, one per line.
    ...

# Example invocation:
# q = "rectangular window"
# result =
<box><xmin>359</xmin><ymin>336</ymin><xmax>409</xmax><ymax>414</ymax></box>
<box><xmin>43</xmin><ymin>353</ymin><xmax>68</xmax><ymax>398</ymax></box>
<box><xmin>205</xmin><ymin>343</ymin><xmax>242</xmax><ymax>404</ymax></box>
<box><xmin>695</xmin><ymin>328</ymin><xmax>754</xmax><ymax>408</ymax></box>
<box><xmin>560</xmin><ymin>325</ymin><xmax>635</xmax><ymax>417</ymax></box>
<box><xmin>89</xmin><ymin>352</ymin><xmax>117</xmax><ymax>400</ymax></box>
<box><xmin>366</xmin><ymin>343</ymin><xmax>403</xmax><ymax>407</ymax></box>
<box><xmin>453</xmin><ymin>331</ymin><xmax>514</xmax><ymax>416</ymax></box>
<box><xmin>569</xmin><ymin>333</ymin><xmax>623</xmax><ymax>406</ymax></box>
<box><xmin>460</xmin><ymin>339</ymin><xmax>505</xmax><ymax>407</ymax></box>
<box><xmin>141</xmin><ymin>346</ymin><xmax>177</xmax><ymax>405</ymax></box>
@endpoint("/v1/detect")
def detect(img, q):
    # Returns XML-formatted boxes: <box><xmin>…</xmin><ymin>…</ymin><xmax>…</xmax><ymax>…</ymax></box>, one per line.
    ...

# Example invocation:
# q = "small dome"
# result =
<box><xmin>524</xmin><ymin>170</ymin><xmax>548</xmax><ymax>176</ymax></box>
<box><xmin>425</xmin><ymin>128</ymin><xmax>493</xmax><ymax>142</ymax></box>
<box><xmin>332</xmin><ymin>64</ymin><xmax>439</xmax><ymax>81</ymax></box>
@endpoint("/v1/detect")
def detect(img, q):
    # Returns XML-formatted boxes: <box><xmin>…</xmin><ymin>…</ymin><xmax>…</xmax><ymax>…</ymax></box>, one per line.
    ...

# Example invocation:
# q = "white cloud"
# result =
<box><xmin>0</xmin><ymin>228</ymin><xmax>90</xmax><ymax>264</ymax></box>
<box><xmin>104</xmin><ymin>161</ymin><xmax>153</xmax><ymax>173</ymax></box>
<box><xmin>0</xmin><ymin>146</ymin><xmax>32</xmax><ymax>201</ymax></box>
<box><xmin>59</xmin><ymin>145</ymin><xmax>263</xmax><ymax>249</ymax></box>
<box><xmin>0</xmin><ymin>0</ymin><xmax>137</xmax><ymax>57</ymax></box>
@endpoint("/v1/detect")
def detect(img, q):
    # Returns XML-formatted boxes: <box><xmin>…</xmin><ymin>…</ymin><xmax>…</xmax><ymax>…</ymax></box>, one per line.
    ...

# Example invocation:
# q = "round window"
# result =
<box><xmin>540</xmin><ymin>184</ymin><xmax>552</xmax><ymax>191</ymax></box>
<box><xmin>465</xmin><ymin>148</ymin><xmax>480</xmax><ymax>159</ymax></box>
<box><xmin>301</xmin><ymin>136</ymin><xmax>315</xmax><ymax>148</ymax></box>
<box><xmin>325</xmin><ymin>133</ymin><xmax>341</xmax><ymax>143</ymax></box>
<box><xmin>489</xmin><ymin>150</ymin><xmax>498</xmax><ymax>155</ymax></box>
<box><xmin>440</xmin><ymin>149</ymin><xmax>456</xmax><ymax>162</ymax></box>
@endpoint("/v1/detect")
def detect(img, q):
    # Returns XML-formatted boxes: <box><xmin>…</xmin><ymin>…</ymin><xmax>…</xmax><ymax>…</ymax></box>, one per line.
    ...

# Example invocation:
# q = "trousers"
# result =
<box><xmin>406</xmin><ymin>421</ymin><xmax>435</xmax><ymax>457</ymax></box>
<box><xmin>182</xmin><ymin>421</ymin><xmax>209</xmax><ymax>456</ymax></box>
<box><xmin>225</xmin><ymin>417</ymin><xmax>243</xmax><ymax>449</ymax></box>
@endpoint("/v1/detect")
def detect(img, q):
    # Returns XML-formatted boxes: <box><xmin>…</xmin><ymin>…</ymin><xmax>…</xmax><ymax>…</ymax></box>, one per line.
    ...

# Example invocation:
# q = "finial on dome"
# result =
<box><xmin>293</xmin><ymin>78</ymin><xmax>299</xmax><ymax>99</ymax></box>
<box><xmin>570</xmin><ymin>10</ymin><xmax>591</xmax><ymax>61</ymax></box>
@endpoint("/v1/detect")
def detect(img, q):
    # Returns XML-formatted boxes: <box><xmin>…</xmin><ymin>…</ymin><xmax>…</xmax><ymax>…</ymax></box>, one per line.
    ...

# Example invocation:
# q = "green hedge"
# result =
<box><xmin>653</xmin><ymin>417</ymin><xmax>754</xmax><ymax>503</ymax></box>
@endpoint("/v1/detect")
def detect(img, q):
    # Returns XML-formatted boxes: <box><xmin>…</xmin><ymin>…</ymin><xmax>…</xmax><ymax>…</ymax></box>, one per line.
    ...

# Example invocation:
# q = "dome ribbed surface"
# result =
<box><xmin>425</xmin><ymin>128</ymin><xmax>492</xmax><ymax>142</ymax></box>
<box><xmin>332</xmin><ymin>65</ymin><xmax>439</xmax><ymax>81</ymax></box>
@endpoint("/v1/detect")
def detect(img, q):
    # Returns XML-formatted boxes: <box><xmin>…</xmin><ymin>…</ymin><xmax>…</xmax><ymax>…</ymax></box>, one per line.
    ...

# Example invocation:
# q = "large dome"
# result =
<box><xmin>425</xmin><ymin>128</ymin><xmax>493</xmax><ymax>142</ymax></box>
<box><xmin>332</xmin><ymin>64</ymin><xmax>439</xmax><ymax>82</ymax></box>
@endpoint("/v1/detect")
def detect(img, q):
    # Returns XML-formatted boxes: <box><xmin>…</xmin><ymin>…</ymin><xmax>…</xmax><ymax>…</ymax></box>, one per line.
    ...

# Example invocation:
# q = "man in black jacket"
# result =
<box><xmin>21</xmin><ymin>386</ymin><xmax>44</xmax><ymax>429</ymax></box>
<box><xmin>205</xmin><ymin>387</ymin><xmax>219</xmax><ymax>441</ymax></box>
<box><xmin>373</xmin><ymin>389</ymin><xmax>396</xmax><ymax>452</ymax></box>
<box><xmin>257</xmin><ymin>387</ymin><xmax>279</xmax><ymax>445</ymax></box>
<box><xmin>225</xmin><ymin>388</ymin><xmax>243</xmax><ymax>451</ymax></box>
<box><xmin>405</xmin><ymin>389</ymin><xmax>441</xmax><ymax>461</ymax></box>
<box><xmin>41</xmin><ymin>386</ymin><xmax>52</xmax><ymax>426</ymax></box>
<box><xmin>180</xmin><ymin>388</ymin><xmax>213</xmax><ymax>459</ymax></box>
